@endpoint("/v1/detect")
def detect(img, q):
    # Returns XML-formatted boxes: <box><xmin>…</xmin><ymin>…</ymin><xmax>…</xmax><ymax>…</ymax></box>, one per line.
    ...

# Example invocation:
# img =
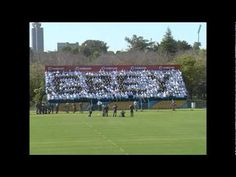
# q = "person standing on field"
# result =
<box><xmin>129</xmin><ymin>104</ymin><xmax>134</xmax><ymax>117</ymax></box>
<box><xmin>55</xmin><ymin>103</ymin><xmax>59</xmax><ymax>114</ymax></box>
<box><xmin>36</xmin><ymin>101</ymin><xmax>41</xmax><ymax>114</ymax></box>
<box><xmin>105</xmin><ymin>104</ymin><xmax>109</xmax><ymax>117</ymax></box>
<box><xmin>79</xmin><ymin>102</ymin><xmax>83</xmax><ymax>113</ymax></box>
<box><xmin>112</xmin><ymin>104</ymin><xmax>118</xmax><ymax>117</ymax></box>
<box><xmin>171</xmin><ymin>99</ymin><xmax>176</xmax><ymax>111</ymax></box>
<box><xmin>134</xmin><ymin>100</ymin><xmax>138</xmax><ymax>112</ymax></box>
<box><xmin>88</xmin><ymin>103</ymin><xmax>93</xmax><ymax>117</ymax></box>
<box><xmin>119</xmin><ymin>110</ymin><xmax>125</xmax><ymax>117</ymax></box>
<box><xmin>97</xmin><ymin>100</ymin><xmax>102</xmax><ymax>111</ymax></box>
<box><xmin>73</xmin><ymin>102</ymin><xmax>76</xmax><ymax>113</ymax></box>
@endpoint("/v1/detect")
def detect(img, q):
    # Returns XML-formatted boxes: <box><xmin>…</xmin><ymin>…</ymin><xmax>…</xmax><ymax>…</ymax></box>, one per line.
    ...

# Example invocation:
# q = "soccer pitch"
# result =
<box><xmin>30</xmin><ymin>109</ymin><xmax>206</xmax><ymax>155</ymax></box>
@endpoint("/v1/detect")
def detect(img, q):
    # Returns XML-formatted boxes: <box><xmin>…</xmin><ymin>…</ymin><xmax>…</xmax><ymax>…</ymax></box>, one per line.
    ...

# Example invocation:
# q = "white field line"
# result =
<box><xmin>31</xmin><ymin>137</ymin><xmax>205</xmax><ymax>144</ymax></box>
<box><xmin>31</xmin><ymin>140</ymin><xmax>95</xmax><ymax>144</ymax></box>
<box><xmin>84</xmin><ymin>122</ymin><xmax>129</xmax><ymax>155</ymax></box>
<box><xmin>31</xmin><ymin>137</ymin><xmax>205</xmax><ymax>145</ymax></box>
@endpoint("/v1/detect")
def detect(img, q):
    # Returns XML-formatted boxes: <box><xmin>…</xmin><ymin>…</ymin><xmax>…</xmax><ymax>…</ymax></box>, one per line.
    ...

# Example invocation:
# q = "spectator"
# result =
<box><xmin>45</xmin><ymin>68</ymin><xmax>187</xmax><ymax>101</ymax></box>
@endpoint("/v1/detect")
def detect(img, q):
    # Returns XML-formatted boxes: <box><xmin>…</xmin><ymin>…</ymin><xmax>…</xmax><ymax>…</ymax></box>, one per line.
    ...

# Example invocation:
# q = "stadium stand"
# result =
<box><xmin>45</xmin><ymin>65</ymin><xmax>188</xmax><ymax>109</ymax></box>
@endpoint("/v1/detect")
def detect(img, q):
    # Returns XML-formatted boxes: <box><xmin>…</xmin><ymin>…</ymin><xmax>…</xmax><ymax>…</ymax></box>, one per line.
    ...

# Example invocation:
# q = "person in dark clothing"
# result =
<box><xmin>171</xmin><ymin>99</ymin><xmax>176</xmax><ymax>111</ymax></box>
<box><xmin>129</xmin><ymin>104</ymin><xmax>134</xmax><ymax>117</ymax></box>
<box><xmin>44</xmin><ymin>103</ymin><xmax>48</xmax><ymax>114</ymax></box>
<box><xmin>65</xmin><ymin>103</ymin><xmax>69</xmax><ymax>113</ymax></box>
<box><xmin>46</xmin><ymin>103</ymin><xmax>52</xmax><ymax>114</ymax></box>
<box><xmin>73</xmin><ymin>103</ymin><xmax>76</xmax><ymax>113</ymax></box>
<box><xmin>55</xmin><ymin>103</ymin><xmax>59</xmax><ymax>114</ymax></box>
<box><xmin>102</xmin><ymin>104</ymin><xmax>105</xmax><ymax>117</ymax></box>
<box><xmin>112</xmin><ymin>104</ymin><xmax>118</xmax><ymax>117</ymax></box>
<box><xmin>41</xmin><ymin>103</ymin><xmax>45</xmax><ymax>114</ymax></box>
<box><xmin>102</xmin><ymin>104</ymin><xmax>108</xmax><ymax>117</ymax></box>
<box><xmin>79</xmin><ymin>102</ymin><xmax>83</xmax><ymax>113</ymax></box>
<box><xmin>36</xmin><ymin>102</ymin><xmax>41</xmax><ymax>114</ymax></box>
<box><xmin>88</xmin><ymin>104</ymin><xmax>93</xmax><ymax>117</ymax></box>
<box><xmin>119</xmin><ymin>110</ymin><xmax>125</xmax><ymax>117</ymax></box>
<box><xmin>50</xmin><ymin>103</ymin><xmax>54</xmax><ymax>114</ymax></box>
<box><xmin>46</xmin><ymin>103</ymin><xmax>50</xmax><ymax>114</ymax></box>
<box><xmin>105</xmin><ymin>105</ymin><xmax>109</xmax><ymax>117</ymax></box>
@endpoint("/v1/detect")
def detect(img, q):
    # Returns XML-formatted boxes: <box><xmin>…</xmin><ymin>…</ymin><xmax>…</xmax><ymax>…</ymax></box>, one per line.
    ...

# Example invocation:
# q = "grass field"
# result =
<box><xmin>30</xmin><ymin>109</ymin><xmax>206</xmax><ymax>155</ymax></box>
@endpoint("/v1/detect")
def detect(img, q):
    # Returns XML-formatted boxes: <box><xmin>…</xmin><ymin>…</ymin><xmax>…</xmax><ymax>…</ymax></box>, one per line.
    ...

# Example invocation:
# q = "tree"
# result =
<box><xmin>193</xmin><ymin>42</ymin><xmax>201</xmax><ymax>50</ymax></box>
<box><xmin>71</xmin><ymin>47</ymin><xmax>79</xmax><ymax>54</ymax></box>
<box><xmin>194</xmin><ymin>58</ymin><xmax>206</xmax><ymax>99</ymax></box>
<box><xmin>30</xmin><ymin>63</ymin><xmax>45</xmax><ymax>104</ymax></box>
<box><xmin>159</xmin><ymin>28</ymin><xmax>177</xmax><ymax>55</ymax></box>
<box><xmin>176</xmin><ymin>40</ymin><xmax>192</xmax><ymax>51</ymax></box>
<box><xmin>61</xmin><ymin>46</ymin><xmax>72</xmax><ymax>52</ymax></box>
<box><xmin>33</xmin><ymin>81</ymin><xmax>45</xmax><ymax>104</ymax></box>
<box><xmin>30</xmin><ymin>47</ymin><xmax>34</xmax><ymax>62</ymax></box>
<box><xmin>61</xmin><ymin>42</ymin><xmax>80</xmax><ymax>54</ymax></box>
<box><xmin>80</xmin><ymin>40</ymin><xmax>108</xmax><ymax>59</ymax></box>
<box><xmin>152</xmin><ymin>42</ymin><xmax>159</xmax><ymax>52</ymax></box>
<box><xmin>173</xmin><ymin>55</ymin><xmax>206</xmax><ymax>100</ymax></box>
<box><xmin>125</xmin><ymin>35</ymin><xmax>155</xmax><ymax>51</ymax></box>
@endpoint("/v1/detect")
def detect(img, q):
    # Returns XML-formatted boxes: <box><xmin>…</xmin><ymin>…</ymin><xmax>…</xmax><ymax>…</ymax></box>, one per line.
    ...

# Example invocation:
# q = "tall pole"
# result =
<box><xmin>197</xmin><ymin>27</ymin><xmax>199</xmax><ymax>43</ymax></box>
<box><xmin>197</xmin><ymin>25</ymin><xmax>202</xmax><ymax>43</ymax></box>
<box><xmin>35</xmin><ymin>24</ymin><xmax>38</xmax><ymax>52</ymax></box>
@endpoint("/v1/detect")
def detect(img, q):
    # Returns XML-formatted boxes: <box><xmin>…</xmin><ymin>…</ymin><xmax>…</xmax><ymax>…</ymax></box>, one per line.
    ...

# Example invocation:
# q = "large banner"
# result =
<box><xmin>45</xmin><ymin>65</ymin><xmax>180</xmax><ymax>72</ymax></box>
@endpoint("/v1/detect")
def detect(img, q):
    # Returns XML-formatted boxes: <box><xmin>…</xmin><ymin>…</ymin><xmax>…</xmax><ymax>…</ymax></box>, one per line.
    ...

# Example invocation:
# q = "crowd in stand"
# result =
<box><xmin>45</xmin><ymin>69</ymin><xmax>187</xmax><ymax>101</ymax></box>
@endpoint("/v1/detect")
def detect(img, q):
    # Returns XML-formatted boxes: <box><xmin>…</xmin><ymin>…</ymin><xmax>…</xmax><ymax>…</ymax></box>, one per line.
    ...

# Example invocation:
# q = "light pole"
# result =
<box><xmin>197</xmin><ymin>25</ymin><xmax>202</xmax><ymax>43</ymax></box>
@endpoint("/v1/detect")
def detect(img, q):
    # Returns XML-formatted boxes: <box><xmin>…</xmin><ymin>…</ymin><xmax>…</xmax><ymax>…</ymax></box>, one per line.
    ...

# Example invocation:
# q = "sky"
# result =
<box><xmin>29</xmin><ymin>22</ymin><xmax>206</xmax><ymax>52</ymax></box>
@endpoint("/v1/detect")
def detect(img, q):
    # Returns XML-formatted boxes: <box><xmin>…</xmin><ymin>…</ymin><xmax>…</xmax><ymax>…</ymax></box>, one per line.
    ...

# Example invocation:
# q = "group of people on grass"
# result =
<box><xmin>35</xmin><ymin>99</ymin><xmax>177</xmax><ymax>115</ymax></box>
<box><xmin>35</xmin><ymin>102</ymin><xmax>59</xmax><ymax>114</ymax></box>
<box><xmin>88</xmin><ymin>103</ymin><xmax>128</xmax><ymax>118</ymax></box>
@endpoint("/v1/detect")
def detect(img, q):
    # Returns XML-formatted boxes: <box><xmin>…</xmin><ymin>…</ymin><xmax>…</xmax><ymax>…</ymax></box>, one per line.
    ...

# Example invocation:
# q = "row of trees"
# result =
<box><xmin>30</xmin><ymin>28</ymin><xmax>206</xmax><ymax>105</ymax></box>
<box><xmin>124</xmin><ymin>28</ymin><xmax>201</xmax><ymax>58</ymax></box>
<box><xmin>171</xmin><ymin>54</ymin><xmax>206</xmax><ymax>100</ymax></box>
<box><xmin>61</xmin><ymin>40</ymin><xmax>108</xmax><ymax>60</ymax></box>
<box><xmin>44</xmin><ymin>28</ymin><xmax>201</xmax><ymax>60</ymax></box>
<box><xmin>30</xmin><ymin>63</ymin><xmax>45</xmax><ymax>106</ymax></box>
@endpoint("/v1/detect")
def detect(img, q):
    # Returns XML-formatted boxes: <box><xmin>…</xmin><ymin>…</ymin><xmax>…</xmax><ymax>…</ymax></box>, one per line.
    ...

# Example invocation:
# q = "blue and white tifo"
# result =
<box><xmin>45</xmin><ymin>65</ymin><xmax>188</xmax><ymax>103</ymax></box>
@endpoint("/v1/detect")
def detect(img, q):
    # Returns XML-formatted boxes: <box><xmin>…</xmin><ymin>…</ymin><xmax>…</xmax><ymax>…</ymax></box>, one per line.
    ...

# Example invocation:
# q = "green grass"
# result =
<box><xmin>30</xmin><ymin>109</ymin><xmax>206</xmax><ymax>155</ymax></box>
